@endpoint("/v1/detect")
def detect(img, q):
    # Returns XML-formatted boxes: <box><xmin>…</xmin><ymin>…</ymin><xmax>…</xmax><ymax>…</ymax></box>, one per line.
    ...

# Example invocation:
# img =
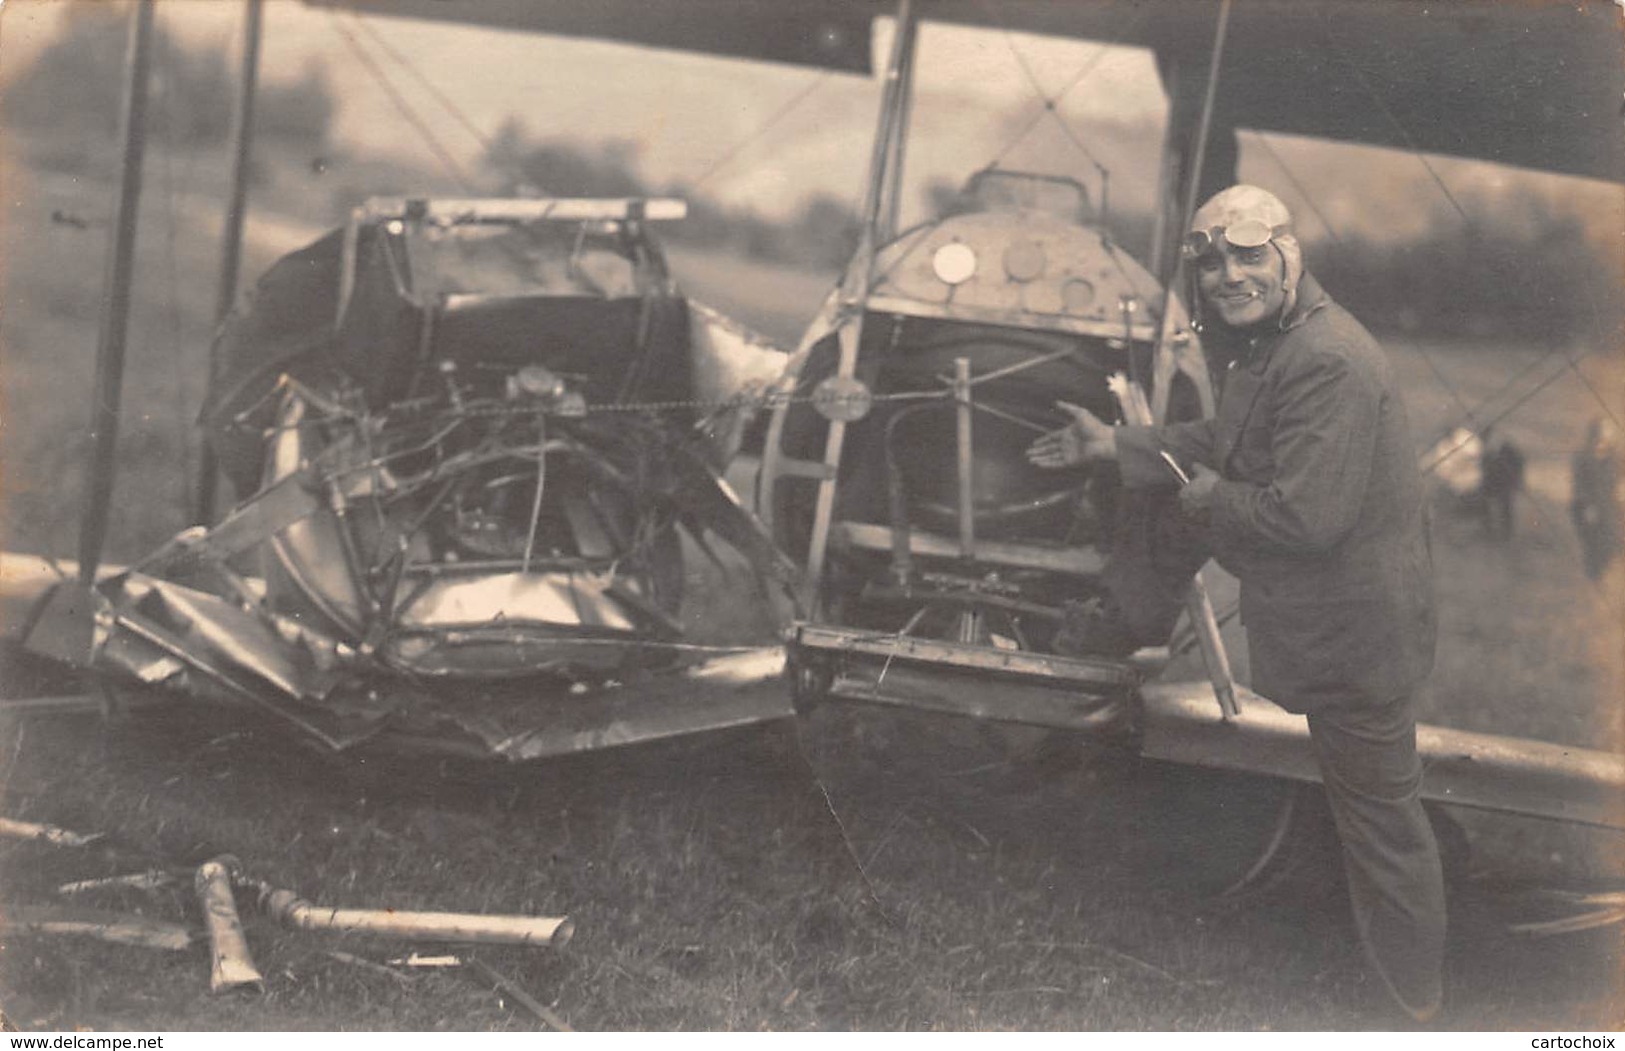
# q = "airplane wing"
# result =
<box><xmin>305</xmin><ymin>0</ymin><xmax>877</xmax><ymax>72</ymax></box>
<box><xmin>309</xmin><ymin>0</ymin><xmax>1624</xmax><ymax>185</ymax></box>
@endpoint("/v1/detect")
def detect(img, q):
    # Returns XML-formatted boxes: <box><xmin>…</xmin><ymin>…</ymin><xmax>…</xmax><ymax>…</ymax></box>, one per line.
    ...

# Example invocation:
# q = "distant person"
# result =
<box><xmin>1571</xmin><ymin>419</ymin><xmax>1621</xmax><ymax>580</ymax></box>
<box><xmin>1477</xmin><ymin>425</ymin><xmax>1525</xmax><ymax>540</ymax></box>
<box><xmin>1027</xmin><ymin>185</ymin><xmax>1445</xmax><ymax>1023</ymax></box>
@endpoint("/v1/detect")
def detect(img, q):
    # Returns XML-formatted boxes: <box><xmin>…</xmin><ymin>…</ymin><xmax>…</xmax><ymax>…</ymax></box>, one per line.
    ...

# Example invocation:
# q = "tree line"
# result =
<box><xmin>9</xmin><ymin>7</ymin><xmax>1618</xmax><ymax>345</ymax></box>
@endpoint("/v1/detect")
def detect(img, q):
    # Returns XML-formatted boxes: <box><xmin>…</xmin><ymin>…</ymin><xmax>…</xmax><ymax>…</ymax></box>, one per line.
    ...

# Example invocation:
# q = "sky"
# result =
<box><xmin>0</xmin><ymin>0</ymin><xmax>1618</xmax><ymax>244</ymax></box>
<box><xmin>0</xmin><ymin>0</ymin><xmax>1166</xmax><ymax>221</ymax></box>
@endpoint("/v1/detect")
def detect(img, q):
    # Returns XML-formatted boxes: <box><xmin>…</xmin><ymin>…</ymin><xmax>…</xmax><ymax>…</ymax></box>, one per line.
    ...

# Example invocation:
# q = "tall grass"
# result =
<box><xmin>1</xmin><ymin>137</ymin><xmax>1621</xmax><ymax>1032</ymax></box>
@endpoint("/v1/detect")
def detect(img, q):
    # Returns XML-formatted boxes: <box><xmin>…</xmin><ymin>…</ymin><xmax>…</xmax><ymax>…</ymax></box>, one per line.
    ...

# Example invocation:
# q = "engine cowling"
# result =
<box><xmin>759</xmin><ymin>180</ymin><xmax>1208</xmax><ymax>650</ymax></box>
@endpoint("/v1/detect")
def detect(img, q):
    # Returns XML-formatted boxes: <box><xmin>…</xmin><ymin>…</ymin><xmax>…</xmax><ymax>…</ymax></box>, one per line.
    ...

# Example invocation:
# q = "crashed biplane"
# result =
<box><xmin>6</xmin><ymin>194</ymin><xmax>798</xmax><ymax>757</ymax></box>
<box><xmin>2</xmin><ymin>0</ymin><xmax>1622</xmax><ymax>836</ymax></box>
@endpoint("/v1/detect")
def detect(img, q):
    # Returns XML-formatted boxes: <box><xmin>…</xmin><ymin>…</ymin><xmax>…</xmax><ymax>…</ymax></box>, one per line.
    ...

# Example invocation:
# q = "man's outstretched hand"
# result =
<box><xmin>1025</xmin><ymin>400</ymin><xmax>1117</xmax><ymax>468</ymax></box>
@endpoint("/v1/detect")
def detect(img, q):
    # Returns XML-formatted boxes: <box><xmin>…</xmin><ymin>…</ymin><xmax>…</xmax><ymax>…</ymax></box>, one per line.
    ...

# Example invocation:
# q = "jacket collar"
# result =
<box><xmin>1279</xmin><ymin>272</ymin><xmax>1330</xmax><ymax>334</ymax></box>
<box><xmin>1208</xmin><ymin>271</ymin><xmax>1331</xmax><ymax>374</ymax></box>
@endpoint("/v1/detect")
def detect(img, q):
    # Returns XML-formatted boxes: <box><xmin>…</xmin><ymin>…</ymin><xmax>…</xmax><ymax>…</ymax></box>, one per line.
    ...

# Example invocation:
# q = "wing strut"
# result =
<box><xmin>78</xmin><ymin>0</ymin><xmax>157</xmax><ymax>585</ymax></box>
<box><xmin>195</xmin><ymin>0</ymin><xmax>266</xmax><ymax>526</ymax></box>
<box><xmin>800</xmin><ymin>0</ymin><xmax>920</xmax><ymax>608</ymax></box>
<box><xmin>1139</xmin><ymin>1</ymin><xmax>1238</xmax><ymax>719</ymax></box>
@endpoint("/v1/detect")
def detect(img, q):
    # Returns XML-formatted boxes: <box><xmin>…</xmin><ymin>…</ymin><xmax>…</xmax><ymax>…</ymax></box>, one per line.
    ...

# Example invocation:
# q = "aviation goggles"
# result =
<box><xmin>1183</xmin><ymin>219</ymin><xmax>1288</xmax><ymax>258</ymax></box>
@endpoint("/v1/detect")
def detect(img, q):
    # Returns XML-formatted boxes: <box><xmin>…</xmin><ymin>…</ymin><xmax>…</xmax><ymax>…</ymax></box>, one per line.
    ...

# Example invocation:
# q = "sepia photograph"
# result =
<box><xmin>0</xmin><ymin>0</ymin><xmax>1620</xmax><ymax>1033</ymax></box>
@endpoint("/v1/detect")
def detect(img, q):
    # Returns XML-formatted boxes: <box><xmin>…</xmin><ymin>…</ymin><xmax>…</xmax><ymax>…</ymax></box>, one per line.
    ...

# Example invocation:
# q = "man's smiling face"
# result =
<box><xmin>1195</xmin><ymin>239</ymin><xmax>1287</xmax><ymax>329</ymax></box>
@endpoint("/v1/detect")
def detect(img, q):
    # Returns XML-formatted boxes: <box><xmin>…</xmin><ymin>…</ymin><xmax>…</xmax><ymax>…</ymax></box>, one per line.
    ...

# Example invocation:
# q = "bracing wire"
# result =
<box><xmin>1245</xmin><ymin>130</ymin><xmax>1342</xmax><ymax>245</ymax></box>
<box><xmin>348</xmin><ymin>14</ymin><xmax>496</xmax><ymax>156</ymax></box>
<box><xmin>1320</xmin><ymin>29</ymin><xmax>1623</xmax><ymax>443</ymax></box>
<box><xmin>1421</xmin><ymin>343</ymin><xmax>1611</xmax><ymax>476</ymax></box>
<box><xmin>1328</xmin><ymin>42</ymin><xmax>1473</xmax><ymax>230</ymax></box>
<box><xmin>980</xmin><ymin>0</ymin><xmax>1110</xmax><ymax>196</ymax></box>
<box><xmin>1238</xmin><ymin>90</ymin><xmax>1622</xmax><ymax>452</ymax></box>
<box><xmin>1428</xmin><ymin>347</ymin><xmax>1579</xmax><ymax>461</ymax></box>
<box><xmin>1407</xmin><ymin>330</ymin><xmax>1481</xmax><ymax>428</ymax></box>
<box><xmin>982</xmin><ymin>0</ymin><xmax>1149</xmax><ymax>174</ymax></box>
<box><xmin>858</xmin><ymin>0</ymin><xmax>1151</xmax><ymax>302</ymax></box>
<box><xmin>1299</xmin><ymin>43</ymin><xmax>1486</xmax><ymax>430</ymax></box>
<box><xmin>1563</xmin><ymin>269</ymin><xmax>1625</xmax><ymax>432</ymax></box>
<box><xmin>355</xmin><ymin>8</ymin><xmax>834</xmax><ymax>210</ymax></box>
<box><xmin>329</xmin><ymin>12</ymin><xmax>478</xmax><ymax>192</ymax></box>
<box><xmin>685</xmin><ymin>72</ymin><xmax>833</xmax><ymax>194</ymax></box>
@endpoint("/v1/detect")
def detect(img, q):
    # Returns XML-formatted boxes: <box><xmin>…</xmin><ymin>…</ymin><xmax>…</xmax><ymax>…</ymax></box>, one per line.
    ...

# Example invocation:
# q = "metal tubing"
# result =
<box><xmin>953</xmin><ymin>358</ymin><xmax>975</xmax><ymax>558</ymax></box>
<box><xmin>855</xmin><ymin>0</ymin><xmax>916</xmax><ymax>263</ymax></box>
<box><xmin>803</xmin><ymin>322</ymin><xmax>861</xmax><ymax>602</ymax></box>
<box><xmin>801</xmin><ymin>0</ymin><xmax>918</xmax><ymax>606</ymax></box>
<box><xmin>1180</xmin><ymin>0</ymin><xmax>1234</xmax><ymax>248</ymax></box>
<box><xmin>877</xmin><ymin>5</ymin><xmax>918</xmax><ymax>244</ymax></box>
<box><xmin>832</xmin><ymin>521</ymin><xmax>1104</xmax><ymax>576</ymax></box>
<box><xmin>1149</xmin><ymin>0</ymin><xmax>1233</xmax><ymax>424</ymax></box>
<box><xmin>79</xmin><ymin>0</ymin><xmax>157</xmax><ymax>584</ymax></box>
<box><xmin>1186</xmin><ymin>579</ymin><xmax>1239</xmax><ymax>719</ymax></box>
<box><xmin>360</xmin><ymin>197</ymin><xmax>687</xmax><ymax>224</ymax></box>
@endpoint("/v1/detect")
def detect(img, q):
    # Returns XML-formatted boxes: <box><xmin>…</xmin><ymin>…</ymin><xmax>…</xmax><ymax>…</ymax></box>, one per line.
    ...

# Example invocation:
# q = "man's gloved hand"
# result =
<box><xmin>1179</xmin><ymin>463</ymin><xmax>1220</xmax><ymax>519</ymax></box>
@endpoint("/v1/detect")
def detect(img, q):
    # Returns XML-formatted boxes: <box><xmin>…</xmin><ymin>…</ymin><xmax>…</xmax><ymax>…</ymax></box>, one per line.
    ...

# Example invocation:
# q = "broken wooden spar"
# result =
<box><xmin>0</xmin><ymin>816</ymin><xmax>104</xmax><ymax>848</ymax></box>
<box><xmin>58</xmin><ymin>870</ymin><xmax>177</xmax><ymax>895</ymax></box>
<box><xmin>0</xmin><ymin>906</ymin><xmax>194</xmax><ymax>951</ymax></box>
<box><xmin>196</xmin><ymin>857</ymin><xmax>264</xmax><ymax>993</ymax></box>
<box><xmin>260</xmin><ymin>889</ymin><xmax>574</xmax><ymax>947</ymax></box>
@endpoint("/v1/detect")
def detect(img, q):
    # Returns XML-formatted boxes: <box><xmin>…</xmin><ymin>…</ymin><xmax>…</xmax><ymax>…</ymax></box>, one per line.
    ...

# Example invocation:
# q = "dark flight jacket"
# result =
<box><xmin>1117</xmin><ymin>274</ymin><xmax>1437</xmax><ymax>712</ymax></box>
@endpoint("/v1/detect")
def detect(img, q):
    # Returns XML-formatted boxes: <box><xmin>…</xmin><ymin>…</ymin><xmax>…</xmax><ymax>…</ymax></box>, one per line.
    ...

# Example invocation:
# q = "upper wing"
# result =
<box><xmin>308</xmin><ymin>0</ymin><xmax>1624</xmax><ymax>185</ymax></box>
<box><xmin>304</xmin><ymin>0</ymin><xmax>877</xmax><ymax>72</ymax></box>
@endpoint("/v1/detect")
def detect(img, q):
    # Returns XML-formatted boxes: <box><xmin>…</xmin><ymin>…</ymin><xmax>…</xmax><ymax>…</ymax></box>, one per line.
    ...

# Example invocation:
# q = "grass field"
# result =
<box><xmin>1</xmin><ymin>138</ymin><xmax>1621</xmax><ymax>1031</ymax></box>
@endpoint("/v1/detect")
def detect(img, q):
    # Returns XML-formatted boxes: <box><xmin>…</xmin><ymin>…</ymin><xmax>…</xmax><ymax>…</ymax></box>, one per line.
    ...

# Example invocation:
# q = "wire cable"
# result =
<box><xmin>1245</xmin><ymin>130</ymin><xmax>1342</xmax><ymax>245</ymax></box>
<box><xmin>1310</xmin><ymin>32</ymin><xmax>1541</xmax><ymax>435</ymax></box>
<box><xmin>980</xmin><ymin>0</ymin><xmax>1111</xmax><ymax>197</ymax></box>
<box><xmin>1565</xmin><ymin>270</ymin><xmax>1625</xmax><ymax>432</ymax></box>
<box><xmin>983</xmin><ymin>0</ymin><xmax>1149</xmax><ymax>173</ymax></box>
<box><xmin>1327</xmin><ymin>41</ymin><xmax>1473</xmax><ymax>230</ymax></box>
<box><xmin>685</xmin><ymin>71</ymin><xmax>833</xmax><ymax>194</ymax></box>
<box><xmin>1307</xmin><ymin>52</ymin><xmax>1625</xmax><ymax>447</ymax></box>
<box><xmin>857</xmin><ymin>2</ymin><xmax>1151</xmax><ymax>300</ymax></box>
<box><xmin>1328</xmin><ymin>31</ymin><xmax>1624</xmax><ymax>442</ymax></box>
<box><xmin>329</xmin><ymin>12</ymin><xmax>477</xmax><ymax>192</ymax></box>
<box><xmin>1420</xmin><ymin>343</ymin><xmax>1610</xmax><ymax>476</ymax></box>
<box><xmin>348</xmin><ymin>13</ymin><xmax>496</xmax><ymax>156</ymax></box>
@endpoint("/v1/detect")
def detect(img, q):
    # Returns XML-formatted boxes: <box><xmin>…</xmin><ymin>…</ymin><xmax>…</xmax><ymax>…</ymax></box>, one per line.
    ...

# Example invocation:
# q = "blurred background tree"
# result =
<box><xmin>1308</xmin><ymin>188</ymin><xmax>1620</xmax><ymax>344</ymax></box>
<box><xmin>3</xmin><ymin>5</ymin><xmax>333</xmax><ymax>156</ymax></box>
<box><xmin>4</xmin><ymin>7</ymin><xmax>1615</xmax><ymax>345</ymax></box>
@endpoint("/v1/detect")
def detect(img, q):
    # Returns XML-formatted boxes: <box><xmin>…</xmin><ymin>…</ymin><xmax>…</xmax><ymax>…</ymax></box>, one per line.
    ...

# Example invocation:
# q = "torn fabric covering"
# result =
<box><xmin>13</xmin><ymin>554</ymin><xmax>790</xmax><ymax>757</ymax></box>
<box><xmin>80</xmin><ymin>570</ymin><xmax>410</xmax><ymax>751</ymax></box>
